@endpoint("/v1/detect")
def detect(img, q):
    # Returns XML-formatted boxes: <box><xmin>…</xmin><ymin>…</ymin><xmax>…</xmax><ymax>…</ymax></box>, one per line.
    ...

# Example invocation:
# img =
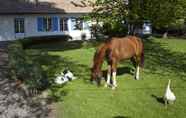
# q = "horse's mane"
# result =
<box><xmin>92</xmin><ymin>42</ymin><xmax>108</xmax><ymax>71</ymax></box>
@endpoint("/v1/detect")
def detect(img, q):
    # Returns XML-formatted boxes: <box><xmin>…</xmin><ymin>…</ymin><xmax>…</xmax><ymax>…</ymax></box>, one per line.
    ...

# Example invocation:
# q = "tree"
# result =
<box><xmin>90</xmin><ymin>0</ymin><xmax>186</xmax><ymax>37</ymax></box>
<box><xmin>90</xmin><ymin>0</ymin><xmax>129</xmax><ymax>36</ymax></box>
<box><xmin>142</xmin><ymin>0</ymin><xmax>186</xmax><ymax>37</ymax></box>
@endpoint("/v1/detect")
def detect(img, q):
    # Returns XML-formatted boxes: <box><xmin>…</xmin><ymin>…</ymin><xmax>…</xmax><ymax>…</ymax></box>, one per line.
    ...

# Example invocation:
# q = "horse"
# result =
<box><xmin>91</xmin><ymin>36</ymin><xmax>144</xmax><ymax>89</ymax></box>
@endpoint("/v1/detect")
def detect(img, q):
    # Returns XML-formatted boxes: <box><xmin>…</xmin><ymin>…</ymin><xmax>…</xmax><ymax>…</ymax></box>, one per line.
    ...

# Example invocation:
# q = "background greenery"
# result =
<box><xmin>90</xmin><ymin>0</ymin><xmax>186</xmax><ymax>36</ymax></box>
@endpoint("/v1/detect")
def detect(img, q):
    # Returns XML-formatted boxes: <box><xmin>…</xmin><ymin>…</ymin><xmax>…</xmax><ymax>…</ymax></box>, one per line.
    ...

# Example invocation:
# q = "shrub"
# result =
<box><xmin>102</xmin><ymin>21</ymin><xmax>128</xmax><ymax>37</ymax></box>
<box><xmin>8</xmin><ymin>40</ymin><xmax>49</xmax><ymax>90</ymax></box>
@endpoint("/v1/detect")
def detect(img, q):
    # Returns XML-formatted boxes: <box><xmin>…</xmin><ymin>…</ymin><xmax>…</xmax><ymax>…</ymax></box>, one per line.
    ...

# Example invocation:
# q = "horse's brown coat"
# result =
<box><xmin>91</xmin><ymin>36</ymin><xmax>144</xmax><ymax>85</ymax></box>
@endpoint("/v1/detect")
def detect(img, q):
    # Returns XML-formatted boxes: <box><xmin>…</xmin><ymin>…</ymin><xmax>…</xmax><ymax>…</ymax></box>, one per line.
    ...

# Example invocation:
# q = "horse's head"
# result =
<box><xmin>90</xmin><ymin>43</ymin><xmax>106</xmax><ymax>85</ymax></box>
<box><xmin>90</xmin><ymin>67</ymin><xmax>102</xmax><ymax>85</ymax></box>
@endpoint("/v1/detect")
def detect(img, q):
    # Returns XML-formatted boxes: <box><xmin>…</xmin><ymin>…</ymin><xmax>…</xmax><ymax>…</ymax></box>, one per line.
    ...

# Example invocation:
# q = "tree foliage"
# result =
<box><xmin>142</xmin><ymin>0</ymin><xmax>186</xmax><ymax>29</ymax></box>
<box><xmin>90</xmin><ymin>0</ymin><xmax>129</xmax><ymax>36</ymax></box>
<box><xmin>90</xmin><ymin>0</ymin><xmax>186</xmax><ymax>34</ymax></box>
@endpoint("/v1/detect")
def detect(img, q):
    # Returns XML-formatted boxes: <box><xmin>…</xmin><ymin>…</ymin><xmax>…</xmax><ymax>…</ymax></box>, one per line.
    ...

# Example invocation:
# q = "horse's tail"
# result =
<box><xmin>140</xmin><ymin>43</ymin><xmax>144</xmax><ymax>68</ymax></box>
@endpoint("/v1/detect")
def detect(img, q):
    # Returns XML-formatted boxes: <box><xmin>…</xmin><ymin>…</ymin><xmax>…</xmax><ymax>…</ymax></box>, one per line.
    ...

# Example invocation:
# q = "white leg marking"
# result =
<box><xmin>105</xmin><ymin>65</ymin><xmax>111</xmax><ymax>88</ymax></box>
<box><xmin>112</xmin><ymin>72</ymin><xmax>117</xmax><ymax>89</ymax></box>
<box><xmin>107</xmin><ymin>74</ymin><xmax>111</xmax><ymax>84</ymax></box>
<box><xmin>135</xmin><ymin>66</ymin><xmax>140</xmax><ymax>80</ymax></box>
<box><xmin>105</xmin><ymin>74</ymin><xmax>111</xmax><ymax>87</ymax></box>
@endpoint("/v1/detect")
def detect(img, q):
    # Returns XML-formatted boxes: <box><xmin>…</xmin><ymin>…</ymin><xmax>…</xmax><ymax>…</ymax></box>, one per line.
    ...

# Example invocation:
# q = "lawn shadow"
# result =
<box><xmin>23</xmin><ymin>35</ymin><xmax>103</xmax><ymax>51</ymax></box>
<box><xmin>47</xmin><ymin>84</ymin><xmax>68</xmax><ymax>102</ymax></box>
<box><xmin>143</xmin><ymin>38</ymin><xmax>186</xmax><ymax>81</ymax></box>
<box><xmin>26</xmin><ymin>49</ymin><xmax>91</xmax><ymax>100</ymax></box>
<box><xmin>113</xmin><ymin>116</ymin><xmax>131</xmax><ymax>118</ymax></box>
<box><xmin>117</xmin><ymin>66</ymin><xmax>134</xmax><ymax>76</ymax></box>
<box><xmin>27</xmin><ymin>49</ymin><xmax>93</xmax><ymax>102</ymax></box>
<box><xmin>151</xmin><ymin>94</ymin><xmax>165</xmax><ymax>105</ymax></box>
<box><xmin>102</xmin><ymin>66</ymin><xmax>134</xmax><ymax>79</ymax></box>
<box><xmin>25</xmin><ymin>50</ymin><xmax>69</xmax><ymax>101</ymax></box>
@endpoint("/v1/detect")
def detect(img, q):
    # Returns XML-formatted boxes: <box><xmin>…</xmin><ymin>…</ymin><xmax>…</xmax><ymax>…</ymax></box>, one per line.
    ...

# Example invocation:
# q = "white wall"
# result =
<box><xmin>0</xmin><ymin>14</ymin><xmax>91</xmax><ymax>41</ymax></box>
<box><xmin>0</xmin><ymin>16</ymin><xmax>15</xmax><ymax>41</ymax></box>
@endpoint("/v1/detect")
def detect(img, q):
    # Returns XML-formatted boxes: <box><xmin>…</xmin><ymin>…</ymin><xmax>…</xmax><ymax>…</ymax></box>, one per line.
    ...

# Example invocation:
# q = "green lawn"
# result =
<box><xmin>29</xmin><ymin>37</ymin><xmax>186</xmax><ymax>118</ymax></box>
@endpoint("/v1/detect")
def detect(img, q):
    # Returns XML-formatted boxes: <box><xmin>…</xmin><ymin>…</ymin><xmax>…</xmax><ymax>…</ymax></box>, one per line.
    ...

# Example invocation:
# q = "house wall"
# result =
<box><xmin>0</xmin><ymin>16</ymin><xmax>15</xmax><ymax>41</ymax></box>
<box><xmin>0</xmin><ymin>14</ymin><xmax>91</xmax><ymax>41</ymax></box>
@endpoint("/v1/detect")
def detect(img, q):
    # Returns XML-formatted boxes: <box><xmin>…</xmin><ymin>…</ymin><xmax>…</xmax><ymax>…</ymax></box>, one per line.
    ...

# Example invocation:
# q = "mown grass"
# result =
<box><xmin>28</xmin><ymin>37</ymin><xmax>186</xmax><ymax>118</ymax></box>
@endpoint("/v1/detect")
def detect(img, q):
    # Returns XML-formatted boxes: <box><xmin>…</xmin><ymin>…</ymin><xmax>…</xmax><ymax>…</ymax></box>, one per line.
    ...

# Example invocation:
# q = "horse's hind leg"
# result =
<box><xmin>135</xmin><ymin>56</ymin><xmax>140</xmax><ymax>80</ymax></box>
<box><xmin>135</xmin><ymin>64</ymin><xmax>140</xmax><ymax>80</ymax></box>
<box><xmin>130</xmin><ymin>57</ymin><xmax>136</xmax><ymax>73</ymax></box>
<box><xmin>104</xmin><ymin>65</ymin><xmax>111</xmax><ymax>87</ymax></box>
<box><xmin>131</xmin><ymin>56</ymin><xmax>139</xmax><ymax>80</ymax></box>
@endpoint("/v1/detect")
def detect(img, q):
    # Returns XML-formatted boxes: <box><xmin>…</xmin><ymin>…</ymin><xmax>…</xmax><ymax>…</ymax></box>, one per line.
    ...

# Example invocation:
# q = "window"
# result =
<box><xmin>14</xmin><ymin>18</ymin><xmax>24</xmax><ymax>33</ymax></box>
<box><xmin>43</xmin><ymin>17</ymin><xmax>52</xmax><ymax>31</ymax></box>
<box><xmin>37</xmin><ymin>16</ymin><xmax>59</xmax><ymax>32</ymax></box>
<box><xmin>71</xmin><ymin>18</ymin><xmax>83</xmax><ymax>30</ymax></box>
<box><xmin>60</xmin><ymin>18</ymin><xmax>68</xmax><ymax>31</ymax></box>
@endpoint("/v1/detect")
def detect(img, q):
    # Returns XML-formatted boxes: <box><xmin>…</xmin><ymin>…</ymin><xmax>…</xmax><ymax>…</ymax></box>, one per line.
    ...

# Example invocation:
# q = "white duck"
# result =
<box><xmin>164</xmin><ymin>79</ymin><xmax>176</xmax><ymax>105</ymax></box>
<box><xmin>55</xmin><ymin>70</ymin><xmax>76</xmax><ymax>84</ymax></box>
<box><xmin>55</xmin><ymin>72</ymin><xmax>68</xmax><ymax>84</ymax></box>
<box><xmin>64</xmin><ymin>70</ymin><xmax>76</xmax><ymax>80</ymax></box>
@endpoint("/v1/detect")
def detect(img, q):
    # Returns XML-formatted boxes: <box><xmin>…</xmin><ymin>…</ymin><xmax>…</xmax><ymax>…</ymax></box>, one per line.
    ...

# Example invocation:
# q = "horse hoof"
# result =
<box><xmin>104</xmin><ymin>84</ymin><xmax>108</xmax><ymax>88</ymax></box>
<box><xmin>112</xmin><ymin>86</ymin><xmax>116</xmax><ymax>90</ymax></box>
<box><xmin>135</xmin><ymin>77</ymin><xmax>140</xmax><ymax>80</ymax></box>
<box><xmin>91</xmin><ymin>80</ymin><xmax>96</xmax><ymax>85</ymax></box>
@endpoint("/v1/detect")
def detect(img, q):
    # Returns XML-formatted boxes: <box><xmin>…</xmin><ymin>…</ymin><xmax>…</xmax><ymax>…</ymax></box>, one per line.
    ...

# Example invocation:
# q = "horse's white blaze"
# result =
<box><xmin>112</xmin><ymin>72</ymin><xmax>117</xmax><ymax>87</ymax></box>
<box><xmin>135</xmin><ymin>66</ymin><xmax>140</xmax><ymax>80</ymax></box>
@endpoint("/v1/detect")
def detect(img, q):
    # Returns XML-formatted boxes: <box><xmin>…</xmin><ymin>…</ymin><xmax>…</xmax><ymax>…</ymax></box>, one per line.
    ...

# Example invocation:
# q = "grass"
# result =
<box><xmin>28</xmin><ymin>37</ymin><xmax>186</xmax><ymax>118</ymax></box>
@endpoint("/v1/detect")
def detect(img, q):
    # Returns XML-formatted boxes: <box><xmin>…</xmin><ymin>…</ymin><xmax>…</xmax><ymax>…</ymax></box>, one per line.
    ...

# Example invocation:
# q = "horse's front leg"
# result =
<box><xmin>111</xmin><ymin>61</ymin><xmax>117</xmax><ymax>90</ymax></box>
<box><xmin>105</xmin><ymin>65</ymin><xmax>111</xmax><ymax>87</ymax></box>
<box><xmin>112</xmin><ymin>71</ymin><xmax>117</xmax><ymax>90</ymax></box>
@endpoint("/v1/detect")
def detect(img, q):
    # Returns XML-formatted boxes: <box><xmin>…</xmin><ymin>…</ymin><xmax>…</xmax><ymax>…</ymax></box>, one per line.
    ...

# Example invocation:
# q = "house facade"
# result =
<box><xmin>0</xmin><ymin>0</ymin><xmax>94</xmax><ymax>41</ymax></box>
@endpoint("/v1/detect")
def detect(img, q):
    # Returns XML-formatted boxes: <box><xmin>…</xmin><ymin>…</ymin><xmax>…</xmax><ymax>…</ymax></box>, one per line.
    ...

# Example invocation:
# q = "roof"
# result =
<box><xmin>0</xmin><ymin>0</ymin><xmax>94</xmax><ymax>14</ymax></box>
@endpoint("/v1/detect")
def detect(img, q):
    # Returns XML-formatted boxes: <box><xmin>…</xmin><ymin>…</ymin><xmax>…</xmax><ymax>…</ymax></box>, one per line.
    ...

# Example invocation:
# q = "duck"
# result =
<box><xmin>164</xmin><ymin>79</ymin><xmax>176</xmax><ymax>105</ymax></box>
<box><xmin>55</xmin><ymin>74</ymin><xmax>68</xmax><ymax>84</ymax></box>
<box><xmin>63</xmin><ymin>70</ymin><xmax>76</xmax><ymax>81</ymax></box>
<box><xmin>55</xmin><ymin>70</ymin><xmax>76</xmax><ymax>84</ymax></box>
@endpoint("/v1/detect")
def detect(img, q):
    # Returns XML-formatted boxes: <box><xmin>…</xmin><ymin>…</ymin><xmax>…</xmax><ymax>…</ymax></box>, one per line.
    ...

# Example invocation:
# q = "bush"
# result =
<box><xmin>8</xmin><ymin>40</ymin><xmax>49</xmax><ymax>90</ymax></box>
<box><xmin>102</xmin><ymin>22</ymin><xmax>128</xmax><ymax>37</ymax></box>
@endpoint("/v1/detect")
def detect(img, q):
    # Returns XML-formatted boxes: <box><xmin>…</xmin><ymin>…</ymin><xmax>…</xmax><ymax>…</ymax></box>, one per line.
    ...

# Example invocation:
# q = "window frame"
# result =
<box><xmin>43</xmin><ymin>17</ymin><xmax>52</xmax><ymax>32</ymax></box>
<box><xmin>37</xmin><ymin>16</ymin><xmax>60</xmax><ymax>32</ymax></box>
<box><xmin>60</xmin><ymin>17</ymin><xmax>68</xmax><ymax>32</ymax></box>
<box><xmin>14</xmin><ymin>18</ymin><xmax>25</xmax><ymax>33</ymax></box>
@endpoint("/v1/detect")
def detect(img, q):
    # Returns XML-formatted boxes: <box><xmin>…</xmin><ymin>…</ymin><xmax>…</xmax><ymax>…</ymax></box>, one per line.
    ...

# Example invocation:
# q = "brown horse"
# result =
<box><xmin>91</xmin><ymin>36</ymin><xmax>144</xmax><ymax>89</ymax></box>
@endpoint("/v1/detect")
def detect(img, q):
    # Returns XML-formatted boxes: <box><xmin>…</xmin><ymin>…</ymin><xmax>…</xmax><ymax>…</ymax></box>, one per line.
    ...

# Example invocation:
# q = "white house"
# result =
<box><xmin>0</xmin><ymin>0</ymin><xmax>94</xmax><ymax>41</ymax></box>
